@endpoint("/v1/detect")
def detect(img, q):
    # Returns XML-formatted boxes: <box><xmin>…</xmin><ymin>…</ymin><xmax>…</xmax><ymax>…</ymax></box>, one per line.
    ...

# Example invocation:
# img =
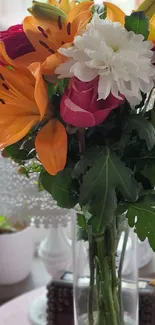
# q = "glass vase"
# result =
<box><xmin>72</xmin><ymin>211</ymin><xmax>138</xmax><ymax>325</ymax></box>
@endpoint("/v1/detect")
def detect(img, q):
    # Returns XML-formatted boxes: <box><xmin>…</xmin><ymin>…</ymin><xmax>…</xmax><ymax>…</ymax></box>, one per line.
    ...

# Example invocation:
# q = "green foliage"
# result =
<box><xmin>72</xmin><ymin>148</ymin><xmax>101</xmax><ymax>179</ymax></box>
<box><xmin>0</xmin><ymin>216</ymin><xmax>16</xmax><ymax>233</ymax></box>
<box><xmin>5</xmin><ymin>139</ymin><xmax>36</xmax><ymax>161</ymax></box>
<box><xmin>142</xmin><ymin>162</ymin><xmax>155</xmax><ymax>186</ymax></box>
<box><xmin>91</xmin><ymin>4</ymin><xmax>106</xmax><ymax>19</ymax></box>
<box><xmin>80</xmin><ymin>146</ymin><xmax>139</xmax><ymax>234</ymax></box>
<box><xmin>127</xmin><ymin>203</ymin><xmax>155</xmax><ymax>251</ymax></box>
<box><xmin>125</xmin><ymin>11</ymin><xmax>149</xmax><ymax>39</ymax></box>
<box><xmin>126</xmin><ymin>115</ymin><xmax>155</xmax><ymax>150</ymax></box>
<box><xmin>77</xmin><ymin>213</ymin><xmax>87</xmax><ymax>230</ymax></box>
<box><xmin>40</xmin><ymin>168</ymin><xmax>78</xmax><ymax>208</ymax></box>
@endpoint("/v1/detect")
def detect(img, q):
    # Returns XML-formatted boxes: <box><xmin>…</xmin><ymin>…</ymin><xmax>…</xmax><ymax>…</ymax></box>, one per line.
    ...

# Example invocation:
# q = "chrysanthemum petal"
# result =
<box><xmin>35</xmin><ymin>120</ymin><xmax>67</xmax><ymax>175</ymax></box>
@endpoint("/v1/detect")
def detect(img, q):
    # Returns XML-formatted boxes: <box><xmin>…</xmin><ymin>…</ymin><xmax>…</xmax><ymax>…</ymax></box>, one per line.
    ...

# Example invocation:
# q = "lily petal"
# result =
<box><xmin>24</xmin><ymin>16</ymin><xmax>58</xmax><ymax>61</ymax></box>
<box><xmin>42</xmin><ymin>52</ymin><xmax>67</xmax><ymax>75</ymax></box>
<box><xmin>48</xmin><ymin>0</ymin><xmax>60</xmax><ymax>6</ymax></box>
<box><xmin>35</xmin><ymin>120</ymin><xmax>67</xmax><ymax>175</ymax></box>
<box><xmin>0</xmin><ymin>63</ymin><xmax>36</xmax><ymax>103</ymax></box>
<box><xmin>70</xmin><ymin>10</ymin><xmax>92</xmax><ymax>36</ymax></box>
<box><xmin>67</xmin><ymin>2</ymin><xmax>92</xmax><ymax>23</ymax></box>
<box><xmin>33</xmin><ymin>63</ymin><xmax>49</xmax><ymax>119</ymax></box>
<box><xmin>104</xmin><ymin>2</ymin><xmax>125</xmax><ymax>26</ymax></box>
<box><xmin>148</xmin><ymin>14</ymin><xmax>155</xmax><ymax>41</ymax></box>
<box><xmin>60</xmin><ymin>0</ymin><xmax>70</xmax><ymax>14</ymax></box>
<box><xmin>0</xmin><ymin>40</ymin><xmax>38</xmax><ymax>68</ymax></box>
<box><xmin>0</xmin><ymin>64</ymin><xmax>42</xmax><ymax>149</ymax></box>
<box><xmin>0</xmin><ymin>113</ymin><xmax>38</xmax><ymax>148</ymax></box>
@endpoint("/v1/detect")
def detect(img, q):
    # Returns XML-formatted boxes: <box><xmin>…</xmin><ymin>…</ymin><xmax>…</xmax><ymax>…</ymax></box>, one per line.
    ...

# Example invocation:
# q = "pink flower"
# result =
<box><xmin>0</xmin><ymin>24</ymin><xmax>35</xmax><ymax>60</ymax></box>
<box><xmin>60</xmin><ymin>77</ymin><xmax>124</xmax><ymax>128</ymax></box>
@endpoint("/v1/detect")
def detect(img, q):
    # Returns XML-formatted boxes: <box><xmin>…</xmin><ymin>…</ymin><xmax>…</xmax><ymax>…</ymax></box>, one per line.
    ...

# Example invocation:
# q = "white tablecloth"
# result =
<box><xmin>0</xmin><ymin>287</ymin><xmax>45</xmax><ymax>325</ymax></box>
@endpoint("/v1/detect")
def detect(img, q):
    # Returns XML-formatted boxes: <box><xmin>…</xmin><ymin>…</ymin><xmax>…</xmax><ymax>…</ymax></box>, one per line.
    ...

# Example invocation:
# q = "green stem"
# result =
<box><xmin>96</xmin><ymin>236</ymin><xmax>118</xmax><ymax>325</ymax></box>
<box><xmin>118</xmin><ymin>226</ymin><xmax>129</xmax><ymax>322</ymax></box>
<box><xmin>88</xmin><ymin>226</ymin><xmax>95</xmax><ymax>325</ymax></box>
<box><xmin>109</xmin><ymin>218</ymin><xmax>120</xmax><ymax>324</ymax></box>
<box><xmin>78</xmin><ymin>128</ymin><xmax>85</xmax><ymax>153</ymax></box>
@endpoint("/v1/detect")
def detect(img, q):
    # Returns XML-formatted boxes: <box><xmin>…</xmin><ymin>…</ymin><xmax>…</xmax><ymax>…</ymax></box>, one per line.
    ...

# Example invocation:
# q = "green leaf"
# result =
<box><xmin>142</xmin><ymin>162</ymin><xmax>155</xmax><ymax>186</ymax></box>
<box><xmin>5</xmin><ymin>139</ymin><xmax>35</xmax><ymax>161</ymax></box>
<box><xmin>80</xmin><ymin>147</ymin><xmax>139</xmax><ymax>233</ymax></box>
<box><xmin>89</xmin><ymin>189</ymin><xmax>117</xmax><ymax>233</ymax></box>
<box><xmin>41</xmin><ymin>168</ymin><xmax>78</xmax><ymax>209</ymax></box>
<box><xmin>77</xmin><ymin>213</ymin><xmax>87</xmax><ymax>230</ymax></box>
<box><xmin>126</xmin><ymin>115</ymin><xmax>155</xmax><ymax>150</ymax></box>
<box><xmin>91</xmin><ymin>4</ymin><xmax>106</xmax><ymax>19</ymax></box>
<box><xmin>73</xmin><ymin>148</ymin><xmax>100</xmax><ymax>179</ymax></box>
<box><xmin>125</xmin><ymin>11</ymin><xmax>149</xmax><ymax>39</ymax></box>
<box><xmin>127</xmin><ymin>203</ymin><xmax>155</xmax><ymax>251</ymax></box>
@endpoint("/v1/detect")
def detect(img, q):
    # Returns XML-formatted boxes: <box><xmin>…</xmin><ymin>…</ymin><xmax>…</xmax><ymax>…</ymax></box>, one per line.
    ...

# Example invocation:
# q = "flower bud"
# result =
<box><xmin>17</xmin><ymin>166</ymin><xmax>27</xmax><ymax>176</ymax></box>
<box><xmin>28</xmin><ymin>1</ymin><xmax>67</xmax><ymax>22</ymax></box>
<box><xmin>1</xmin><ymin>149</ymin><xmax>9</xmax><ymax>158</ymax></box>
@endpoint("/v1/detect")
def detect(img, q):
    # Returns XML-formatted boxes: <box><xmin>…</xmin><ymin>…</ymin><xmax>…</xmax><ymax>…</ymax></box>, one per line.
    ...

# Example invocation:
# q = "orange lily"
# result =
<box><xmin>0</xmin><ymin>1</ymin><xmax>92</xmax><ymax>73</ymax></box>
<box><xmin>0</xmin><ymin>63</ymin><xmax>67</xmax><ymax>175</ymax></box>
<box><xmin>104</xmin><ymin>2</ymin><xmax>155</xmax><ymax>41</ymax></box>
<box><xmin>25</xmin><ymin>1</ymin><xmax>92</xmax><ymax>75</ymax></box>
<box><xmin>104</xmin><ymin>2</ymin><xmax>125</xmax><ymax>26</ymax></box>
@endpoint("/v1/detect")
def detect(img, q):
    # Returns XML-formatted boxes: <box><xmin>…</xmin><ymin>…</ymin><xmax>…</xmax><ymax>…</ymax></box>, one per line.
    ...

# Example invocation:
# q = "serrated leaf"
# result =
<box><xmin>127</xmin><ymin>115</ymin><xmax>155</xmax><ymax>150</ymax></box>
<box><xmin>80</xmin><ymin>147</ymin><xmax>139</xmax><ymax>234</ymax></box>
<box><xmin>125</xmin><ymin>12</ymin><xmax>149</xmax><ymax>39</ymax></box>
<box><xmin>127</xmin><ymin>203</ymin><xmax>155</xmax><ymax>251</ymax></box>
<box><xmin>73</xmin><ymin>148</ymin><xmax>100</xmax><ymax>179</ymax></box>
<box><xmin>41</xmin><ymin>168</ymin><xmax>78</xmax><ymax>208</ymax></box>
<box><xmin>89</xmin><ymin>188</ymin><xmax>117</xmax><ymax>233</ymax></box>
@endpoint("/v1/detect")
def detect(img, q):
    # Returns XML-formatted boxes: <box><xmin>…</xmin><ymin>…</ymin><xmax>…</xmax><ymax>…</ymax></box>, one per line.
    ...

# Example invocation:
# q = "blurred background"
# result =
<box><xmin>0</xmin><ymin>0</ymin><xmax>143</xmax><ymax>29</ymax></box>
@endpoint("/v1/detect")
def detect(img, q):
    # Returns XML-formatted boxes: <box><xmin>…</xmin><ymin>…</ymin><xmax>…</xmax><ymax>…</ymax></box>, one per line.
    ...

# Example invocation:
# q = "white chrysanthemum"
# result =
<box><xmin>55</xmin><ymin>14</ymin><xmax>155</xmax><ymax>105</ymax></box>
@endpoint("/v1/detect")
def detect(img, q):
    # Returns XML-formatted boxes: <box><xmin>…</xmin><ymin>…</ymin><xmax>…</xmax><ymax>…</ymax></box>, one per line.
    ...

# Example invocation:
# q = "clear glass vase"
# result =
<box><xmin>72</xmin><ymin>211</ymin><xmax>138</xmax><ymax>325</ymax></box>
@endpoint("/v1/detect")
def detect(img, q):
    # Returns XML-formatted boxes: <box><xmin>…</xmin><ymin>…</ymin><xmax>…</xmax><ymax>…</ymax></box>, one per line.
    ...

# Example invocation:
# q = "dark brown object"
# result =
<box><xmin>139</xmin><ymin>280</ymin><xmax>155</xmax><ymax>325</ymax></box>
<box><xmin>46</xmin><ymin>274</ymin><xmax>155</xmax><ymax>325</ymax></box>
<box><xmin>46</xmin><ymin>273</ymin><xmax>73</xmax><ymax>325</ymax></box>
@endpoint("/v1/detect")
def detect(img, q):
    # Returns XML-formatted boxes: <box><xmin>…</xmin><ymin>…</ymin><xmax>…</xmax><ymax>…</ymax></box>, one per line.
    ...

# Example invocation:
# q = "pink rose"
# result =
<box><xmin>0</xmin><ymin>24</ymin><xmax>35</xmax><ymax>59</ymax></box>
<box><xmin>60</xmin><ymin>77</ymin><xmax>124</xmax><ymax>128</ymax></box>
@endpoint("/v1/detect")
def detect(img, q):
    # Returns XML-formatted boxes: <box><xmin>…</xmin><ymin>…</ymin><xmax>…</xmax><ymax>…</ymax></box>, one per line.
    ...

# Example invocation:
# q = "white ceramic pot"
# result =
<box><xmin>0</xmin><ymin>227</ymin><xmax>35</xmax><ymax>285</ymax></box>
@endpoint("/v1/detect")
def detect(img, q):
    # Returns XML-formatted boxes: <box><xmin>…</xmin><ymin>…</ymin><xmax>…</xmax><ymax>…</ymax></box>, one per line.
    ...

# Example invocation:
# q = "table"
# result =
<box><xmin>0</xmin><ymin>287</ymin><xmax>46</xmax><ymax>325</ymax></box>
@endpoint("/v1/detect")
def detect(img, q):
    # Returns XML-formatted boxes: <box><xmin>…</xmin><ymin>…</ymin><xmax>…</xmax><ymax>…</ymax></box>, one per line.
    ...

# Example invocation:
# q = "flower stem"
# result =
<box><xmin>78</xmin><ymin>128</ymin><xmax>85</xmax><ymax>153</ymax></box>
<box><xmin>88</xmin><ymin>226</ymin><xmax>95</xmax><ymax>325</ymax></box>
<box><xmin>109</xmin><ymin>220</ymin><xmax>120</xmax><ymax>324</ymax></box>
<box><xmin>96</xmin><ymin>236</ymin><xmax>118</xmax><ymax>325</ymax></box>
<box><xmin>118</xmin><ymin>226</ymin><xmax>129</xmax><ymax>321</ymax></box>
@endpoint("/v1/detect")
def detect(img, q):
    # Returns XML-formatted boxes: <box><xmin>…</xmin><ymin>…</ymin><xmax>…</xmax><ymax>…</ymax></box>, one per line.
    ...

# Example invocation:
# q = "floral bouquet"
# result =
<box><xmin>1</xmin><ymin>0</ymin><xmax>155</xmax><ymax>324</ymax></box>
